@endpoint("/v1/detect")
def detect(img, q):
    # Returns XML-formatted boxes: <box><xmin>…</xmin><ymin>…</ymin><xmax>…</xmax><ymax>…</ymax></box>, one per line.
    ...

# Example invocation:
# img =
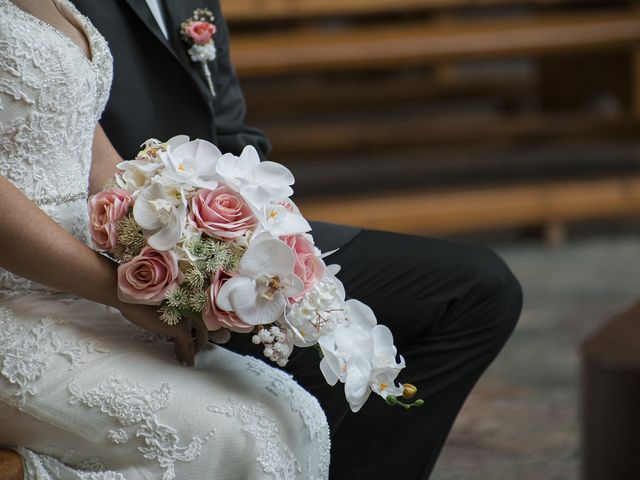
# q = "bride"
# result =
<box><xmin>0</xmin><ymin>0</ymin><xmax>330</xmax><ymax>478</ymax></box>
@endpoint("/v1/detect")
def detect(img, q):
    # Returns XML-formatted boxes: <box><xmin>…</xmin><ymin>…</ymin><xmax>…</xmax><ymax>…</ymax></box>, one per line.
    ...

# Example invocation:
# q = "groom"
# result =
<box><xmin>72</xmin><ymin>0</ymin><xmax>523</xmax><ymax>478</ymax></box>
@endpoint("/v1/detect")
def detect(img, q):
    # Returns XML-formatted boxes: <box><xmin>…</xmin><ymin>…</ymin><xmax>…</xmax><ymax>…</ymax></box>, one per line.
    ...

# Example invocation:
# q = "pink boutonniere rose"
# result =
<box><xmin>185</xmin><ymin>21</ymin><xmax>216</xmax><ymax>45</ymax></box>
<box><xmin>181</xmin><ymin>8</ymin><xmax>217</xmax><ymax>96</ymax></box>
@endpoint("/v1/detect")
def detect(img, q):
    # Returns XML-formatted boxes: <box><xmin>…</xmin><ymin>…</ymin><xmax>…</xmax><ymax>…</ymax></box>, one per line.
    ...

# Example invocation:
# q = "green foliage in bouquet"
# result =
<box><xmin>188</xmin><ymin>237</ymin><xmax>242</xmax><ymax>274</ymax></box>
<box><xmin>113</xmin><ymin>215</ymin><xmax>146</xmax><ymax>262</ymax></box>
<box><xmin>158</xmin><ymin>237</ymin><xmax>244</xmax><ymax>325</ymax></box>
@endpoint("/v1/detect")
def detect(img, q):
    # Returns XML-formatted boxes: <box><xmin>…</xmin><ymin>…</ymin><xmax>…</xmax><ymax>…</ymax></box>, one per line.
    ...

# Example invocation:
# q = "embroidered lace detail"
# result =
<box><xmin>68</xmin><ymin>376</ymin><xmax>214</xmax><ymax>480</ymax></box>
<box><xmin>0</xmin><ymin>0</ymin><xmax>112</xmax><ymax>292</ymax></box>
<box><xmin>209</xmin><ymin>396</ymin><xmax>302</xmax><ymax>480</ymax></box>
<box><xmin>55</xmin><ymin>450</ymin><xmax>108</xmax><ymax>472</ymax></box>
<box><xmin>16</xmin><ymin>447</ymin><xmax>126</xmax><ymax>480</ymax></box>
<box><xmin>0</xmin><ymin>306</ymin><xmax>110</xmax><ymax>407</ymax></box>
<box><xmin>106</xmin><ymin>429</ymin><xmax>129</xmax><ymax>444</ymax></box>
<box><xmin>245</xmin><ymin>357</ymin><xmax>331</xmax><ymax>479</ymax></box>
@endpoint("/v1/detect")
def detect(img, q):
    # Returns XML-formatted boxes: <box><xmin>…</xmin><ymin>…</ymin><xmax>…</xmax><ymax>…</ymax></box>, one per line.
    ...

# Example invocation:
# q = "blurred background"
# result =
<box><xmin>220</xmin><ymin>1</ymin><xmax>640</xmax><ymax>478</ymax></box>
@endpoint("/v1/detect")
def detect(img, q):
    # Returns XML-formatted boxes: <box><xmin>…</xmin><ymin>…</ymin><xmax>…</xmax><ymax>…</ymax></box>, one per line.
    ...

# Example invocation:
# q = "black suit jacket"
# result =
<box><xmin>71</xmin><ymin>0</ymin><xmax>359</xmax><ymax>251</ymax></box>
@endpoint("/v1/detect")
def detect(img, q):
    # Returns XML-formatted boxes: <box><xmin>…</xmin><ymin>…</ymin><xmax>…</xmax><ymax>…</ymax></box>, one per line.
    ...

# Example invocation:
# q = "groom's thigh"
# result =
<box><xmin>329</xmin><ymin>229</ymin><xmax>522</xmax><ymax>348</ymax></box>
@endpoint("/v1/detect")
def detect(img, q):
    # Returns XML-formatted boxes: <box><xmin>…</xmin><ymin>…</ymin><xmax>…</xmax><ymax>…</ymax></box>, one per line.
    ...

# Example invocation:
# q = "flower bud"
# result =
<box><xmin>385</xmin><ymin>395</ymin><xmax>398</xmax><ymax>406</ymax></box>
<box><xmin>402</xmin><ymin>383</ymin><xmax>417</xmax><ymax>399</ymax></box>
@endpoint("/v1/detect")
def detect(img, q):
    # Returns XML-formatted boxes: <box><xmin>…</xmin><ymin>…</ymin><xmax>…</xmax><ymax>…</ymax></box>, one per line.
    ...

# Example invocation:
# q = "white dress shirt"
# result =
<box><xmin>145</xmin><ymin>0</ymin><xmax>169</xmax><ymax>39</ymax></box>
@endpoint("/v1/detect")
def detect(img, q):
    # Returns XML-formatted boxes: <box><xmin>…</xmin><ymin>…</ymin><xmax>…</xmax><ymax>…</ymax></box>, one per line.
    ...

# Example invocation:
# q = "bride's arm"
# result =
<box><xmin>89</xmin><ymin>123</ymin><xmax>125</xmax><ymax>195</ymax></box>
<box><xmin>0</xmin><ymin>175</ymin><xmax>121</xmax><ymax>307</ymax></box>
<box><xmin>0</xmin><ymin>124</ymin><xmax>206</xmax><ymax>364</ymax></box>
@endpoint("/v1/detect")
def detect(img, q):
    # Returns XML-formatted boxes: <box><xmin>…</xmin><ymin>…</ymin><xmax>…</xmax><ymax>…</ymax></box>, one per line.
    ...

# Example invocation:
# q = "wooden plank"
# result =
<box><xmin>264</xmin><ymin>114</ymin><xmax>640</xmax><ymax>157</ymax></box>
<box><xmin>230</xmin><ymin>11</ymin><xmax>640</xmax><ymax>77</ymax></box>
<box><xmin>297</xmin><ymin>176</ymin><xmax>640</xmax><ymax>234</ymax></box>
<box><xmin>222</xmin><ymin>0</ymin><xmax>596</xmax><ymax>22</ymax></box>
<box><xmin>243</xmin><ymin>70</ymin><xmax>533</xmax><ymax>116</ymax></box>
<box><xmin>633</xmin><ymin>47</ymin><xmax>640</xmax><ymax>119</ymax></box>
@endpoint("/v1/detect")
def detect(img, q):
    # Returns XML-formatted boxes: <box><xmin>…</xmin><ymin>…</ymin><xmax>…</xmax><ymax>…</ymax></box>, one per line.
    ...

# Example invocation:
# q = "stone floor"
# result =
<box><xmin>430</xmin><ymin>234</ymin><xmax>640</xmax><ymax>480</ymax></box>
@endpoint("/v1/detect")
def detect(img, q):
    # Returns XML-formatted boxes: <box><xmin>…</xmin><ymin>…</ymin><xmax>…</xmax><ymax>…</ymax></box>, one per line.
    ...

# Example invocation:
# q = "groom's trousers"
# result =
<box><xmin>226</xmin><ymin>229</ymin><xmax>523</xmax><ymax>480</ymax></box>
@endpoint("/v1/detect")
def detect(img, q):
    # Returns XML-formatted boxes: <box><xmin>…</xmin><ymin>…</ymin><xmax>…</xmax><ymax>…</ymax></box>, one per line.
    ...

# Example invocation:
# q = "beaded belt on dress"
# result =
<box><xmin>33</xmin><ymin>192</ymin><xmax>86</xmax><ymax>206</ymax></box>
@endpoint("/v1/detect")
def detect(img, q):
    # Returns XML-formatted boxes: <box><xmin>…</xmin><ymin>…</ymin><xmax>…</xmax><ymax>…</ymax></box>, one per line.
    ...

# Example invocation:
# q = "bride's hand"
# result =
<box><xmin>117</xmin><ymin>302</ymin><xmax>208</xmax><ymax>366</ymax></box>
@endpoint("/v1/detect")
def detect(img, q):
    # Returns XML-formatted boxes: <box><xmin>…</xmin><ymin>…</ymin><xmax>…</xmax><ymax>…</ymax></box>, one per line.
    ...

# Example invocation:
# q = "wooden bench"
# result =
<box><xmin>221</xmin><ymin>0</ymin><xmax>640</xmax><ymax>235</ymax></box>
<box><xmin>230</xmin><ymin>10</ymin><xmax>640</xmax><ymax>78</ymax></box>
<box><xmin>298</xmin><ymin>175</ymin><xmax>640</xmax><ymax>235</ymax></box>
<box><xmin>0</xmin><ymin>449</ymin><xmax>23</xmax><ymax>480</ymax></box>
<box><xmin>222</xmin><ymin>0</ymin><xmax>617</xmax><ymax>23</ymax></box>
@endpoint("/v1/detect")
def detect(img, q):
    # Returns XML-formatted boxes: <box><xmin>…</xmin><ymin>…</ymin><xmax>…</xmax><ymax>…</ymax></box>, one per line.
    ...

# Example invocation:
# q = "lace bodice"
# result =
<box><xmin>0</xmin><ymin>0</ymin><xmax>112</xmax><ymax>291</ymax></box>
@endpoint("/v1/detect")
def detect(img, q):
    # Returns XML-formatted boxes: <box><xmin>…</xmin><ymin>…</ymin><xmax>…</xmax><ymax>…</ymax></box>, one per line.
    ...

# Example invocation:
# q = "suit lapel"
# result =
<box><xmin>122</xmin><ymin>0</ymin><xmax>173</xmax><ymax>51</ymax></box>
<box><xmin>160</xmin><ymin>0</ymin><xmax>216</xmax><ymax>104</ymax></box>
<box><xmin>122</xmin><ymin>0</ymin><xmax>215</xmax><ymax>109</ymax></box>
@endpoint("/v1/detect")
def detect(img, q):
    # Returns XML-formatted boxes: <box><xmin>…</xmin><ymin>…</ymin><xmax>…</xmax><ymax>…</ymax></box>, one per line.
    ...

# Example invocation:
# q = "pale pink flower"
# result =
<box><xmin>186</xmin><ymin>21</ymin><xmax>216</xmax><ymax>45</ymax></box>
<box><xmin>282</xmin><ymin>234</ymin><xmax>326</xmax><ymax>300</ymax></box>
<box><xmin>203</xmin><ymin>270</ymin><xmax>255</xmax><ymax>334</ymax></box>
<box><xmin>189</xmin><ymin>186</ymin><xmax>256</xmax><ymax>239</ymax></box>
<box><xmin>117</xmin><ymin>246</ymin><xmax>184</xmax><ymax>305</ymax></box>
<box><xmin>88</xmin><ymin>188</ymin><xmax>134</xmax><ymax>252</ymax></box>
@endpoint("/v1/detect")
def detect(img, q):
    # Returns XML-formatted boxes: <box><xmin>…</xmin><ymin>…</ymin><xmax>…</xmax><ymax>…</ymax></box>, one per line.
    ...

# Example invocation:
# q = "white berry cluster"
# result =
<box><xmin>286</xmin><ymin>278</ymin><xmax>346</xmax><ymax>346</ymax></box>
<box><xmin>252</xmin><ymin>325</ymin><xmax>292</xmax><ymax>367</ymax></box>
<box><xmin>188</xmin><ymin>43</ymin><xmax>217</xmax><ymax>62</ymax></box>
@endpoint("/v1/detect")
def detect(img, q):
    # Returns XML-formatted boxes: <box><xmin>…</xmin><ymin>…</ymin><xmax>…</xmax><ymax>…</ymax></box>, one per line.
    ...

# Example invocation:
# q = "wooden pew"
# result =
<box><xmin>0</xmin><ymin>449</ymin><xmax>23</xmax><ymax>480</ymax></box>
<box><xmin>230</xmin><ymin>10</ymin><xmax>640</xmax><ymax>77</ymax></box>
<box><xmin>298</xmin><ymin>176</ymin><xmax>640</xmax><ymax>235</ymax></box>
<box><xmin>222</xmin><ymin>0</ymin><xmax>640</xmax><ymax>235</ymax></box>
<box><xmin>223</xmin><ymin>0</ymin><xmax>604</xmax><ymax>22</ymax></box>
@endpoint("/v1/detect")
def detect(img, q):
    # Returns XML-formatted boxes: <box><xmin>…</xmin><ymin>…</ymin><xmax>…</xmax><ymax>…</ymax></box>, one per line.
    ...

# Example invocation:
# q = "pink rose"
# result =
<box><xmin>282</xmin><ymin>235</ymin><xmax>326</xmax><ymax>300</ymax></box>
<box><xmin>88</xmin><ymin>188</ymin><xmax>134</xmax><ymax>252</ymax></box>
<box><xmin>186</xmin><ymin>21</ymin><xmax>216</xmax><ymax>45</ymax></box>
<box><xmin>203</xmin><ymin>270</ymin><xmax>254</xmax><ymax>334</ymax></box>
<box><xmin>189</xmin><ymin>187</ymin><xmax>256</xmax><ymax>239</ymax></box>
<box><xmin>117</xmin><ymin>246</ymin><xmax>184</xmax><ymax>305</ymax></box>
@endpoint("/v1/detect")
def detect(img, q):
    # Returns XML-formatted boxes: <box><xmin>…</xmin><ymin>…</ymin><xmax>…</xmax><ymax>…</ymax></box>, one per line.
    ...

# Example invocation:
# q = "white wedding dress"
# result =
<box><xmin>0</xmin><ymin>0</ymin><xmax>330</xmax><ymax>478</ymax></box>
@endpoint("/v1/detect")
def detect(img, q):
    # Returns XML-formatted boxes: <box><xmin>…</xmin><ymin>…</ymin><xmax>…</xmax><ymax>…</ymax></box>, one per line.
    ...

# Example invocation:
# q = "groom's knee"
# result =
<box><xmin>469</xmin><ymin>245</ymin><xmax>523</xmax><ymax>346</ymax></box>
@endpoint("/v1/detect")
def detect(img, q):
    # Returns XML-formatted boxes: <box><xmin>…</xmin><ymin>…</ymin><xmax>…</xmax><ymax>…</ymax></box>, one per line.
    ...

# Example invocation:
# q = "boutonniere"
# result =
<box><xmin>181</xmin><ymin>8</ymin><xmax>217</xmax><ymax>97</ymax></box>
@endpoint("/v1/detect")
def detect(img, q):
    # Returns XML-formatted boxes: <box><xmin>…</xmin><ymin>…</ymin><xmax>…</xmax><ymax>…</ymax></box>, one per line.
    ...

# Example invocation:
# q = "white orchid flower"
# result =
<box><xmin>344</xmin><ymin>355</ymin><xmax>374</xmax><ymax>412</ymax></box>
<box><xmin>115</xmin><ymin>136</ymin><xmax>190</xmax><ymax>191</ymax></box>
<box><xmin>241</xmin><ymin>186</ymin><xmax>311</xmax><ymax>236</ymax></box>
<box><xmin>318</xmin><ymin>300</ymin><xmax>405</xmax><ymax>411</ymax></box>
<box><xmin>175</xmin><ymin>222</ymin><xmax>203</xmax><ymax>262</ymax></box>
<box><xmin>133</xmin><ymin>182</ymin><xmax>187</xmax><ymax>251</ymax></box>
<box><xmin>254</xmin><ymin>202</ymin><xmax>311</xmax><ymax>236</ymax></box>
<box><xmin>216</xmin><ymin>234</ymin><xmax>304</xmax><ymax>326</ymax></box>
<box><xmin>159</xmin><ymin>138</ymin><xmax>221</xmax><ymax>190</ymax></box>
<box><xmin>371</xmin><ymin>324</ymin><xmax>405</xmax><ymax>372</ymax></box>
<box><xmin>115</xmin><ymin>159</ymin><xmax>162</xmax><ymax>192</ymax></box>
<box><xmin>369</xmin><ymin>368</ymin><xmax>404</xmax><ymax>398</ymax></box>
<box><xmin>319</xmin><ymin>337</ymin><xmax>373</xmax><ymax>412</ymax></box>
<box><xmin>368</xmin><ymin>325</ymin><xmax>405</xmax><ymax>398</ymax></box>
<box><xmin>215</xmin><ymin>145</ymin><xmax>295</xmax><ymax>200</ymax></box>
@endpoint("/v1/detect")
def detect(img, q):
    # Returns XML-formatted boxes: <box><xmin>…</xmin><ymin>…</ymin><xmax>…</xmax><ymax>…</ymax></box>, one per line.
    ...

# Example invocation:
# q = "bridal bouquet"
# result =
<box><xmin>88</xmin><ymin>136</ymin><xmax>422</xmax><ymax>412</ymax></box>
